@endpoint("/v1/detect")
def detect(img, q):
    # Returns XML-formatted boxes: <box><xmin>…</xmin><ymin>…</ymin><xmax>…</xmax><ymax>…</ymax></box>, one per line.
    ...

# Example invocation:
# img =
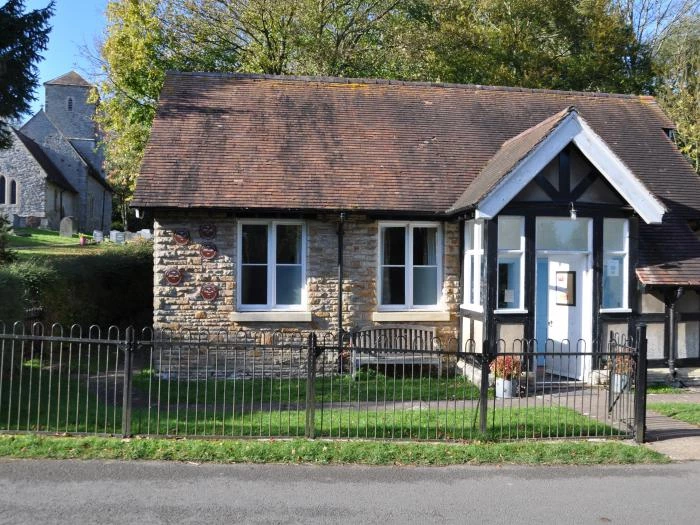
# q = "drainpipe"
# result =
<box><xmin>337</xmin><ymin>212</ymin><xmax>346</xmax><ymax>355</ymax></box>
<box><xmin>667</xmin><ymin>286</ymin><xmax>685</xmax><ymax>378</ymax></box>
<box><xmin>100</xmin><ymin>189</ymin><xmax>106</xmax><ymax>231</ymax></box>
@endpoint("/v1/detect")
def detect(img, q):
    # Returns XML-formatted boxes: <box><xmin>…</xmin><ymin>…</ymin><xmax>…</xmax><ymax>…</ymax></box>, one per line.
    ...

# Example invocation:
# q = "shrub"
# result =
<box><xmin>489</xmin><ymin>355</ymin><xmax>522</xmax><ymax>380</ymax></box>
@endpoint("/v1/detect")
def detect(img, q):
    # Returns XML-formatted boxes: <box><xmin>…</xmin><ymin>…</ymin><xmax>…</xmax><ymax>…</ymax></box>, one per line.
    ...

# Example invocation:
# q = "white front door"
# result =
<box><xmin>545</xmin><ymin>253</ymin><xmax>588</xmax><ymax>379</ymax></box>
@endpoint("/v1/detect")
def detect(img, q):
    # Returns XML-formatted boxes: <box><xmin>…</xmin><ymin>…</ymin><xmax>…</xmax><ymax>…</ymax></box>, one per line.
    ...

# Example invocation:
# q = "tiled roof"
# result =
<box><xmin>13</xmin><ymin>130</ymin><xmax>78</xmax><ymax>193</ymax></box>
<box><xmin>449</xmin><ymin>107</ymin><xmax>574</xmax><ymax>213</ymax></box>
<box><xmin>134</xmin><ymin>72</ymin><xmax>700</xmax><ymax>217</ymax></box>
<box><xmin>44</xmin><ymin>71</ymin><xmax>92</xmax><ymax>87</ymax></box>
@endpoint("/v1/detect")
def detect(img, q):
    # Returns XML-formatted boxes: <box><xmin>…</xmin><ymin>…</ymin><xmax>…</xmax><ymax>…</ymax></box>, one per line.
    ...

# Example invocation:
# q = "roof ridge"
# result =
<box><xmin>165</xmin><ymin>70</ymin><xmax>642</xmax><ymax>100</ymax></box>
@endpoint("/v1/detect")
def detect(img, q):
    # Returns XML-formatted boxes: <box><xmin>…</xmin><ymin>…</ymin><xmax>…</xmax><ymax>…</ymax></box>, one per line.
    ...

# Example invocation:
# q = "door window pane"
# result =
<box><xmin>536</xmin><ymin>218</ymin><xmax>589</xmax><ymax>251</ymax></box>
<box><xmin>602</xmin><ymin>255</ymin><xmax>625</xmax><ymax>308</ymax></box>
<box><xmin>383</xmin><ymin>227</ymin><xmax>405</xmax><ymax>265</ymax></box>
<box><xmin>497</xmin><ymin>257</ymin><xmax>521</xmax><ymax>309</ymax></box>
<box><xmin>241</xmin><ymin>266</ymin><xmax>267</xmax><ymax>304</ymax></box>
<box><xmin>276</xmin><ymin>266</ymin><xmax>302</xmax><ymax>305</ymax></box>
<box><xmin>242</xmin><ymin>224</ymin><xmax>267</xmax><ymax>263</ymax></box>
<box><xmin>382</xmin><ymin>267</ymin><xmax>405</xmax><ymax>304</ymax></box>
<box><xmin>276</xmin><ymin>224</ymin><xmax>301</xmax><ymax>264</ymax></box>
<box><xmin>413</xmin><ymin>267</ymin><xmax>438</xmax><ymax>305</ymax></box>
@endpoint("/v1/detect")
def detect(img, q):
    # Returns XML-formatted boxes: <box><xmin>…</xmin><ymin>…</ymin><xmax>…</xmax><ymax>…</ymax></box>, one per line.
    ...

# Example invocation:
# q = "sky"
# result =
<box><xmin>24</xmin><ymin>0</ymin><xmax>109</xmax><ymax>117</ymax></box>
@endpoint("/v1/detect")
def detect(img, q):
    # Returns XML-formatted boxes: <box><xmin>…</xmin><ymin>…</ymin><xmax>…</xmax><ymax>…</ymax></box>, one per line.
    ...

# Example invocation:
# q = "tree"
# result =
<box><xmin>0</xmin><ymin>0</ymin><xmax>54</xmax><ymax>149</ymax></box>
<box><xmin>0</xmin><ymin>213</ymin><xmax>16</xmax><ymax>263</ymax></box>
<box><xmin>655</xmin><ymin>15</ymin><xmax>700</xmax><ymax>173</ymax></box>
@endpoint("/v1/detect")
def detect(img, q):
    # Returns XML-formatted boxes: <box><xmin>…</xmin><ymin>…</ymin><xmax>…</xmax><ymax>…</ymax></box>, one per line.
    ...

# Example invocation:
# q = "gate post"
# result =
<box><xmin>634</xmin><ymin>324</ymin><xmax>648</xmax><ymax>443</ymax></box>
<box><xmin>121</xmin><ymin>327</ymin><xmax>135</xmax><ymax>438</ymax></box>
<box><xmin>479</xmin><ymin>340</ymin><xmax>491</xmax><ymax>435</ymax></box>
<box><xmin>305</xmin><ymin>333</ymin><xmax>318</xmax><ymax>439</ymax></box>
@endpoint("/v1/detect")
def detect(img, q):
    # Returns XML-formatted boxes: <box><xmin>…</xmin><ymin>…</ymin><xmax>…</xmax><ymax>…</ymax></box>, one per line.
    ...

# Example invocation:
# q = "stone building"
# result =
<box><xmin>0</xmin><ymin>71</ymin><xmax>112</xmax><ymax>231</ymax></box>
<box><xmin>132</xmin><ymin>72</ymin><xmax>700</xmax><ymax>374</ymax></box>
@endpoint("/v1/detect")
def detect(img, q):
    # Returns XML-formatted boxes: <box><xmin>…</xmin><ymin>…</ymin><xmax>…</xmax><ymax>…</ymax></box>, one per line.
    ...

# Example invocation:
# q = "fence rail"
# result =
<box><xmin>0</xmin><ymin>322</ymin><xmax>648</xmax><ymax>443</ymax></box>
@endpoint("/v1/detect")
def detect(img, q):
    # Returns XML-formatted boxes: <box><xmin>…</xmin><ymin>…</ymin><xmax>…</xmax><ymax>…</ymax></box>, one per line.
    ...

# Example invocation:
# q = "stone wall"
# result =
<box><xmin>45</xmin><ymin>84</ymin><xmax>96</xmax><ymax>140</ymax></box>
<box><xmin>153</xmin><ymin>212</ymin><xmax>460</xmax><ymax>343</ymax></box>
<box><xmin>0</xmin><ymin>134</ymin><xmax>47</xmax><ymax>224</ymax></box>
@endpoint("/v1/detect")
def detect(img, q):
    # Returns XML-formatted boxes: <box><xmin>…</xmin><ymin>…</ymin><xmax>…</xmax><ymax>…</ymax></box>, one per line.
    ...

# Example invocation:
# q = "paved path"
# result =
<box><xmin>644</xmin><ymin>390</ymin><xmax>700</xmax><ymax>460</ymax></box>
<box><xmin>1</xmin><ymin>460</ymin><xmax>699</xmax><ymax>524</ymax></box>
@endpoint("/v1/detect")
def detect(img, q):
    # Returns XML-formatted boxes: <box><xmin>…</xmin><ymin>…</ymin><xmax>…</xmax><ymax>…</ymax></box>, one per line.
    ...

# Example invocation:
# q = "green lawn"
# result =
<box><xmin>8</xmin><ymin>227</ymin><xmax>83</xmax><ymax>248</ymax></box>
<box><xmin>2</xmin><ymin>359</ymin><xmax>621</xmax><ymax>441</ymax></box>
<box><xmin>647</xmin><ymin>403</ymin><xmax>700</xmax><ymax>426</ymax></box>
<box><xmin>647</xmin><ymin>385</ymin><xmax>689</xmax><ymax>394</ymax></box>
<box><xmin>0</xmin><ymin>435</ymin><xmax>667</xmax><ymax>465</ymax></box>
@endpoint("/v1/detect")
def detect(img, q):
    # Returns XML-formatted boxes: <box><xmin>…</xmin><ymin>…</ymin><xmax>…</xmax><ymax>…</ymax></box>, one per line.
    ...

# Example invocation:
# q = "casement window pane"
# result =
<box><xmin>466</xmin><ymin>254</ymin><xmax>474</xmax><ymax>304</ymax></box>
<box><xmin>276</xmin><ymin>224</ymin><xmax>302</xmax><ymax>264</ymax></box>
<box><xmin>465</xmin><ymin>221</ymin><xmax>474</xmax><ymax>250</ymax></box>
<box><xmin>536</xmin><ymin>219</ymin><xmax>588</xmax><ymax>251</ymax></box>
<box><xmin>497</xmin><ymin>257</ymin><xmax>521</xmax><ymax>309</ymax></box>
<box><xmin>241</xmin><ymin>266</ymin><xmax>267</xmax><ymax>304</ymax></box>
<box><xmin>498</xmin><ymin>217</ymin><xmax>522</xmax><ymax>250</ymax></box>
<box><xmin>413</xmin><ymin>267</ymin><xmax>438</xmax><ymax>305</ymax></box>
<box><xmin>242</xmin><ymin>224</ymin><xmax>267</xmax><ymax>264</ymax></box>
<box><xmin>602</xmin><ymin>255</ymin><xmax>625</xmax><ymax>308</ymax></box>
<box><xmin>383</xmin><ymin>227</ymin><xmax>405</xmax><ymax>265</ymax></box>
<box><xmin>276</xmin><ymin>266</ymin><xmax>302</xmax><ymax>305</ymax></box>
<box><xmin>604</xmin><ymin>219</ymin><xmax>626</xmax><ymax>251</ymax></box>
<box><xmin>413</xmin><ymin>227</ymin><xmax>437</xmax><ymax>265</ymax></box>
<box><xmin>382</xmin><ymin>267</ymin><xmax>405</xmax><ymax>304</ymax></box>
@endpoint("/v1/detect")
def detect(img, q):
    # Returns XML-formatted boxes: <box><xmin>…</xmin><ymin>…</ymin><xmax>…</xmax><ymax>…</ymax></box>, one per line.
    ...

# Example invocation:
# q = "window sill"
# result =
<box><xmin>231</xmin><ymin>311</ymin><xmax>312</xmax><ymax>322</ymax></box>
<box><xmin>372</xmin><ymin>311</ymin><xmax>451</xmax><ymax>322</ymax></box>
<box><xmin>493</xmin><ymin>309</ymin><xmax>528</xmax><ymax>315</ymax></box>
<box><xmin>460</xmin><ymin>304</ymin><xmax>484</xmax><ymax>314</ymax></box>
<box><xmin>599</xmin><ymin>308</ymin><xmax>632</xmax><ymax>314</ymax></box>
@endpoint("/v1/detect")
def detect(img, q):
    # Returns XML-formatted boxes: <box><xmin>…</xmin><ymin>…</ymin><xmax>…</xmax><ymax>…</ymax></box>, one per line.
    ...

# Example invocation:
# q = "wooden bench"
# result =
<box><xmin>350</xmin><ymin>325</ymin><xmax>442</xmax><ymax>376</ymax></box>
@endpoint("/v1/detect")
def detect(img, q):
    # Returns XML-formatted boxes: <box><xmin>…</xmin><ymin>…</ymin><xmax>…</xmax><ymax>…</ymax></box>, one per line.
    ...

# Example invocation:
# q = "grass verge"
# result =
<box><xmin>0</xmin><ymin>434</ymin><xmax>668</xmax><ymax>465</ymax></box>
<box><xmin>647</xmin><ymin>403</ymin><xmax>700</xmax><ymax>426</ymax></box>
<box><xmin>647</xmin><ymin>385</ymin><xmax>689</xmax><ymax>394</ymax></box>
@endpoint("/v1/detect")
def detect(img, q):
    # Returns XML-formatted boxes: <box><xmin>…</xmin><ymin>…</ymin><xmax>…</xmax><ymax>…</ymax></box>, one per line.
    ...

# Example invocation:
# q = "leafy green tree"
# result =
<box><xmin>656</xmin><ymin>15</ymin><xmax>700</xmax><ymax>173</ymax></box>
<box><xmin>0</xmin><ymin>0</ymin><xmax>54</xmax><ymax>149</ymax></box>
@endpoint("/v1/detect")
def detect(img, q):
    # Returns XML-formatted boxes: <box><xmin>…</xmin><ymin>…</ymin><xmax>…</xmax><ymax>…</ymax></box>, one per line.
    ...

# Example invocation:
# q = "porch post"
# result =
<box><xmin>592</xmin><ymin>216</ymin><xmax>603</xmax><ymax>365</ymax></box>
<box><xmin>484</xmin><ymin>219</ymin><xmax>498</xmax><ymax>350</ymax></box>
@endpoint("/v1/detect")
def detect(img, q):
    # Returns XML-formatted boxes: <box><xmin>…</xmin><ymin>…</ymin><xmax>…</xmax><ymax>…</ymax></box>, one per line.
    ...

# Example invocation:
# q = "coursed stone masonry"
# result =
<box><xmin>153</xmin><ymin>212</ymin><xmax>460</xmax><ymax>343</ymax></box>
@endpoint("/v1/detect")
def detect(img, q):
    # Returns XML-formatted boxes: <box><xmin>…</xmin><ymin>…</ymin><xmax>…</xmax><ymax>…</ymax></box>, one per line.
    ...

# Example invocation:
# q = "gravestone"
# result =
<box><xmin>59</xmin><ymin>216</ymin><xmax>77</xmax><ymax>237</ymax></box>
<box><xmin>92</xmin><ymin>230</ymin><xmax>104</xmax><ymax>243</ymax></box>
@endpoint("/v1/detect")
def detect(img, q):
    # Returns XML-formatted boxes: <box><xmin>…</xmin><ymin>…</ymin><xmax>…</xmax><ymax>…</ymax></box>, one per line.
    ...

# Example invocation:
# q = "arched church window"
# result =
<box><xmin>0</xmin><ymin>175</ymin><xmax>5</xmax><ymax>204</ymax></box>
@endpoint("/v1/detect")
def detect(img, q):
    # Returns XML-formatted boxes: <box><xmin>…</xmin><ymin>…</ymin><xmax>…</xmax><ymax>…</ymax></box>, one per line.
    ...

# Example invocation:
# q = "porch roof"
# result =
<box><xmin>637</xmin><ymin>218</ymin><xmax>700</xmax><ymax>287</ymax></box>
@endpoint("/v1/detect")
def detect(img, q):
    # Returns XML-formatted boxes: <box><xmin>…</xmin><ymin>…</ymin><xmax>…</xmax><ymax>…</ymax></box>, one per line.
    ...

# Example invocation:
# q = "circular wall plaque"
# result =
<box><xmin>199</xmin><ymin>223</ymin><xmax>217</xmax><ymax>239</ymax></box>
<box><xmin>164</xmin><ymin>267</ymin><xmax>183</xmax><ymax>285</ymax></box>
<box><xmin>200</xmin><ymin>283</ymin><xmax>219</xmax><ymax>301</ymax></box>
<box><xmin>173</xmin><ymin>228</ymin><xmax>190</xmax><ymax>245</ymax></box>
<box><xmin>200</xmin><ymin>242</ymin><xmax>218</xmax><ymax>260</ymax></box>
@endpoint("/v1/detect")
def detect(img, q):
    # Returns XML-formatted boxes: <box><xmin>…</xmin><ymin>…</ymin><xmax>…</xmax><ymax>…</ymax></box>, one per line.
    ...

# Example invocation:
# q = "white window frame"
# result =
<box><xmin>600</xmin><ymin>218</ymin><xmax>630</xmax><ymax>312</ymax></box>
<box><xmin>377</xmin><ymin>221</ymin><xmax>443</xmax><ymax>311</ymax></box>
<box><xmin>495</xmin><ymin>216</ymin><xmax>526</xmax><ymax>313</ymax></box>
<box><xmin>237</xmin><ymin>219</ymin><xmax>307</xmax><ymax>311</ymax></box>
<box><xmin>463</xmin><ymin>220</ymin><xmax>484</xmax><ymax>312</ymax></box>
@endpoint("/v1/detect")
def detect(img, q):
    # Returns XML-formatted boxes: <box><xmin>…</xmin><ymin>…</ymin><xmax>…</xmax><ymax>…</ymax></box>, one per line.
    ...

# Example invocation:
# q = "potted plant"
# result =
<box><xmin>609</xmin><ymin>354</ymin><xmax>634</xmax><ymax>393</ymax></box>
<box><xmin>490</xmin><ymin>355</ymin><xmax>522</xmax><ymax>398</ymax></box>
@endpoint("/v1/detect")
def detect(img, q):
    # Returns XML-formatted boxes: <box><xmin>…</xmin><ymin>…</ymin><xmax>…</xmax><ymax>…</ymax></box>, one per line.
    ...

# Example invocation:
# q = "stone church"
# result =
<box><xmin>0</xmin><ymin>71</ymin><xmax>112</xmax><ymax>232</ymax></box>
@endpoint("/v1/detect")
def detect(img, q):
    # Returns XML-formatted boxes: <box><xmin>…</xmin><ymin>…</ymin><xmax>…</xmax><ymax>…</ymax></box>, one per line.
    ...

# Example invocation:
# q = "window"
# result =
<box><xmin>602</xmin><ymin>219</ymin><xmax>628</xmax><ymax>310</ymax></box>
<box><xmin>536</xmin><ymin>218</ymin><xmax>589</xmax><ymax>251</ymax></box>
<box><xmin>238</xmin><ymin>221</ymin><xmax>305</xmax><ymax>309</ymax></box>
<box><xmin>497</xmin><ymin>216</ymin><xmax>525</xmax><ymax>310</ymax></box>
<box><xmin>464</xmin><ymin>220</ymin><xmax>485</xmax><ymax>310</ymax></box>
<box><xmin>9</xmin><ymin>180</ymin><xmax>16</xmax><ymax>205</ymax></box>
<box><xmin>67</xmin><ymin>97</ymin><xmax>73</xmax><ymax>111</ymax></box>
<box><xmin>379</xmin><ymin>222</ymin><xmax>441</xmax><ymax>308</ymax></box>
<box><xmin>0</xmin><ymin>176</ymin><xmax>5</xmax><ymax>204</ymax></box>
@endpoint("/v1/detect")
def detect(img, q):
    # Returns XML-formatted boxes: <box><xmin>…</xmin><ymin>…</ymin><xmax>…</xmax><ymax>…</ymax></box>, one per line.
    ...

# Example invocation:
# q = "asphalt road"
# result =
<box><xmin>1</xmin><ymin>459</ymin><xmax>698</xmax><ymax>524</ymax></box>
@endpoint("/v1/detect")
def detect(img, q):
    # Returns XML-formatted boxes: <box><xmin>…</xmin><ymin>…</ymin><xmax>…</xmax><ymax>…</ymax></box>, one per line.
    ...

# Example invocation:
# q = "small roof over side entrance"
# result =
<box><xmin>450</xmin><ymin>107</ymin><xmax>666</xmax><ymax>225</ymax></box>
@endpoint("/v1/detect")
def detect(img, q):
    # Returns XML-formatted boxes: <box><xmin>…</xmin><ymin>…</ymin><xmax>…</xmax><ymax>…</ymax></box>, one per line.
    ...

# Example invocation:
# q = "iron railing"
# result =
<box><xmin>0</xmin><ymin>322</ymin><xmax>648</xmax><ymax>443</ymax></box>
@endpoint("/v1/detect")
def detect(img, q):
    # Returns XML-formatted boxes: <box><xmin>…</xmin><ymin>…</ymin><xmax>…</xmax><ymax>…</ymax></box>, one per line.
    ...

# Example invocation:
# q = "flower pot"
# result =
<box><xmin>79</xmin><ymin>236</ymin><xmax>86</xmax><ymax>246</ymax></box>
<box><xmin>611</xmin><ymin>373</ymin><xmax>630</xmax><ymax>394</ymax></box>
<box><xmin>496</xmin><ymin>377</ymin><xmax>518</xmax><ymax>398</ymax></box>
